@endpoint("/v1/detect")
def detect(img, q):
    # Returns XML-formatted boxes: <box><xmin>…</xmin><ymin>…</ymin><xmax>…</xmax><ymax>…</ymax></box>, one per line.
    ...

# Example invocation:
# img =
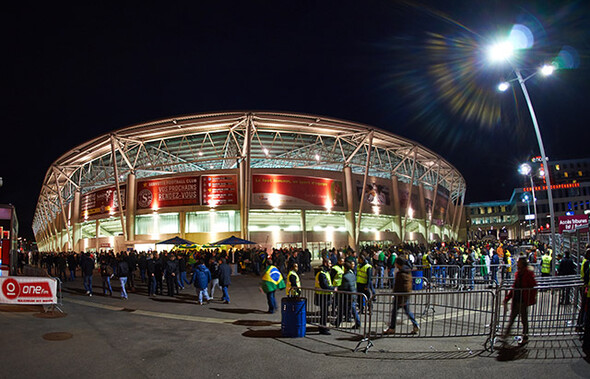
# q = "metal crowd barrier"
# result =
<box><xmin>295</xmin><ymin>286</ymin><xmax>370</xmax><ymax>350</ymax></box>
<box><xmin>370</xmin><ymin>290</ymin><xmax>496</xmax><ymax>341</ymax></box>
<box><xmin>492</xmin><ymin>282</ymin><xmax>583</xmax><ymax>348</ymax></box>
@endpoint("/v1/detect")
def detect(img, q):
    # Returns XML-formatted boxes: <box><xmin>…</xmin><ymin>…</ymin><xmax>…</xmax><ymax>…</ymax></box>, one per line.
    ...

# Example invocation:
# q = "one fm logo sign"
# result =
<box><xmin>2</xmin><ymin>278</ymin><xmax>53</xmax><ymax>300</ymax></box>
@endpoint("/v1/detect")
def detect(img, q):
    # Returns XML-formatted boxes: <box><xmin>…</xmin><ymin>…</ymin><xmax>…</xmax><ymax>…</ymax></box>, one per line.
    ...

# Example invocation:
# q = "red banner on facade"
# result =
<box><xmin>80</xmin><ymin>186</ymin><xmax>126</xmax><ymax>218</ymax></box>
<box><xmin>201</xmin><ymin>175</ymin><xmax>238</xmax><ymax>206</ymax></box>
<box><xmin>252</xmin><ymin>174</ymin><xmax>343</xmax><ymax>208</ymax></box>
<box><xmin>558</xmin><ymin>215</ymin><xmax>589</xmax><ymax>233</ymax></box>
<box><xmin>136</xmin><ymin>176</ymin><xmax>199</xmax><ymax>210</ymax></box>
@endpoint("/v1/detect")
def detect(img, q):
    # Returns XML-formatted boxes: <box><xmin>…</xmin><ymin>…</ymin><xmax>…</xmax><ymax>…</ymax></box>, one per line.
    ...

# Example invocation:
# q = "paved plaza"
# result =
<box><xmin>0</xmin><ymin>270</ymin><xmax>588</xmax><ymax>378</ymax></box>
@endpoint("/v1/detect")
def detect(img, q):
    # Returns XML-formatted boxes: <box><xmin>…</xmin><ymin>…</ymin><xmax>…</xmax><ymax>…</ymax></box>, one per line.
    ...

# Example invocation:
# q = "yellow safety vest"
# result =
<box><xmin>356</xmin><ymin>263</ymin><xmax>371</xmax><ymax>284</ymax></box>
<box><xmin>315</xmin><ymin>270</ymin><xmax>332</xmax><ymax>295</ymax></box>
<box><xmin>332</xmin><ymin>265</ymin><xmax>344</xmax><ymax>287</ymax></box>
<box><xmin>541</xmin><ymin>255</ymin><xmax>552</xmax><ymax>274</ymax></box>
<box><xmin>422</xmin><ymin>254</ymin><xmax>431</xmax><ymax>269</ymax></box>
<box><xmin>581</xmin><ymin>258</ymin><xmax>587</xmax><ymax>280</ymax></box>
<box><xmin>286</xmin><ymin>270</ymin><xmax>301</xmax><ymax>296</ymax></box>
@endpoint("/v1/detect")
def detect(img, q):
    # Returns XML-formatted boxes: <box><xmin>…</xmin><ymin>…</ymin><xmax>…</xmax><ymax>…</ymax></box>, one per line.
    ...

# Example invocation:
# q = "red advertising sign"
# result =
<box><xmin>202</xmin><ymin>175</ymin><xmax>238</xmax><ymax>206</ymax></box>
<box><xmin>81</xmin><ymin>186</ymin><xmax>126</xmax><ymax>218</ymax></box>
<box><xmin>558</xmin><ymin>215</ymin><xmax>589</xmax><ymax>233</ymax></box>
<box><xmin>0</xmin><ymin>277</ymin><xmax>57</xmax><ymax>304</ymax></box>
<box><xmin>136</xmin><ymin>176</ymin><xmax>199</xmax><ymax>209</ymax></box>
<box><xmin>252</xmin><ymin>174</ymin><xmax>343</xmax><ymax>208</ymax></box>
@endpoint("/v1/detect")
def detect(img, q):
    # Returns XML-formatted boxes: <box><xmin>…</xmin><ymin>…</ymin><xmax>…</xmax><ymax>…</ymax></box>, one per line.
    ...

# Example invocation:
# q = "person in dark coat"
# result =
<box><xmin>80</xmin><ymin>252</ymin><xmax>95</xmax><ymax>296</ymax></box>
<box><xmin>165</xmin><ymin>254</ymin><xmax>179</xmax><ymax>297</ymax></box>
<box><xmin>192</xmin><ymin>260</ymin><xmax>212</xmax><ymax>305</ymax></box>
<box><xmin>384</xmin><ymin>257</ymin><xmax>420</xmax><ymax>335</ymax></box>
<box><xmin>154</xmin><ymin>252</ymin><xmax>164</xmax><ymax>295</ymax></box>
<box><xmin>558</xmin><ymin>251</ymin><xmax>576</xmax><ymax>305</ymax></box>
<box><xmin>146</xmin><ymin>253</ymin><xmax>157</xmax><ymax>297</ymax></box>
<box><xmin>336</xmin><ymin>261</ymin><xmax>361</xmax><ymax>329</ymax></box>
<box><xmin>117</xmin><ymin>254</ymin><xmax>130</xmax><ymax>299</ymax></box>
<box><xmin>218</xmin><ymin>258</ymin><xmax>232</xmax><ymax>303</ymax></box>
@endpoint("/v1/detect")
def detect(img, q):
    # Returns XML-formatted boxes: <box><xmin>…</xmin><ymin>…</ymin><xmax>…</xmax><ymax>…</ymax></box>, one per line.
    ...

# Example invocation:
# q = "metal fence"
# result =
<box><xmin>370</xmin><ymin>290</ymin><xmax>496</xmax><ymax>339</ymax></box>
<box><xmin>294</xmin><ymin>274</ymin><xmax>584</xmax><ymax>353</ymax></box>
<box><xmin>295</xmin><ymin>287</ymin><xmax>369</xmax><ymax>340</ymax></box>
<box><xmin>492</xmin><ymin>282</ymin><xmax>583</xmax><ymax>346</ymax></box>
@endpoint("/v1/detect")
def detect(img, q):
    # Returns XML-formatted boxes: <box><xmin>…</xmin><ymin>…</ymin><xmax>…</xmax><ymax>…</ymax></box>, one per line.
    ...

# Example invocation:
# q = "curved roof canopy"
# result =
<box><xmin>33</xmin><ymin>111</ymin><xmax>466</xmax><ymax>235</ymax></box>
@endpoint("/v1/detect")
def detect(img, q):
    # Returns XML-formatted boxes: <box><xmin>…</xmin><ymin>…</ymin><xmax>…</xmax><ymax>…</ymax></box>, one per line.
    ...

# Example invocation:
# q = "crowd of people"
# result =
<box><xmin>22</xmin><ymin>238</ymin><xmax>589</xmax><ymax>348</ymax></box>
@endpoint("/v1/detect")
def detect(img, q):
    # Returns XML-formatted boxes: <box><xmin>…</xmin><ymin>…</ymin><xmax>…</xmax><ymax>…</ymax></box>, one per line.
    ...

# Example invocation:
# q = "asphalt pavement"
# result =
<box><xmin>0</xmin><ymin>268</ymin><xmax>589</xmax><ymax>379</ymax></box>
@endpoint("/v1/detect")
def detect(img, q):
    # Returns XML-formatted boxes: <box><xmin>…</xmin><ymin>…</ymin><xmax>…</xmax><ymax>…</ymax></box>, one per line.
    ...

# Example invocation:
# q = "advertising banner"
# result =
<box><xmin>201</xmin><ymin>175</ymin><xmax>238</xmax><ymax>206</ymax></box>
<box><xmin>0</xmin><ymin>277</ymin><xmax>58</xmax><ymax>304</ymax></box>
<box><xmin>398</xmin><ymin>182</ymin><xmax>420</xmax><ymax>216</ymax></box>
<box><xmin>354</xmin><ymin>176</ymin><xmax>392</xmax><ymax>213</ymax></box>
<box><xmin>432</xmin><ymin>187</ymin><xmax>449</xmax><ymax>224</ymax></box>
<box><xmin>558</xmin><ymin>215</ymin><xmax>589</xmax><ymax>233</ymax></box>
<box><xmin>137</xmin><ymin>176</ymin><xmax>199</xmax><ymax>210</ymax></box>
<box><xmin>252</xmin><ymin>174</ymin><xmax>344</xmax><ymax>208</ymax></box>
<box><xmin>80</xmin><ymin>186</ymin><xmax>126</xmax><ymax>218</ymax></box>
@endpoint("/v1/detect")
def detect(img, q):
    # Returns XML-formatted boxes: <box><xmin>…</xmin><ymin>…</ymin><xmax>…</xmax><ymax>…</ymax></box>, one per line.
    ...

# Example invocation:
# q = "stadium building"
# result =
<box><xmin>33</xmin><ymin>112</ymin><xmax>467</xmax><ymax>257</ymax></box>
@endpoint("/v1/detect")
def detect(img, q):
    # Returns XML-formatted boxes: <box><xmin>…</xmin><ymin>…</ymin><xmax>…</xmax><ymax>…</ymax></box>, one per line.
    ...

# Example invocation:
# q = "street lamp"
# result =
<box><xmin>519</xmin><ymin>163</ymin><xmax>539</xmax><ymax>237</ymax></box>
<box><xmin>488</xmin><ymin>36</ymin><xmax>558</xmax><ymax>267</ymax></box>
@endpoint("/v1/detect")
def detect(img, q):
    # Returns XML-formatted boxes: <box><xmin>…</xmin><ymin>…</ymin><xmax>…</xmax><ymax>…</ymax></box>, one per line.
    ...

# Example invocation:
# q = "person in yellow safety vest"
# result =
<box><xmin>315</xmin><ymin>258</ymin><xmax>335</xmax><ymax>335</ymax></box>
<box><xmin>576</xmin><ymin>250</ymin><xmax>590</xmax><ymax>333</ymax></box>
<box><xmin>286</xmin><ymin>262</ymin><xmax>301</xmax><ymax>297</ymax></box>
<box><xmin>541</xmin><ymin>251</ymin><xmax>552</xmax><ymax>277</ymax></box>
<box><xmin>356</xmin><ymin>254</ymin><xmax>374</xmax><ymax>313</ymax></box>
<box><xmin>505</xmin><ymin>251</ymin><xmax>512</xmax><ymax>274</ymax></box>
<box><xmin>422</xmin><ymin>251</ymin><xmax>433</xmax><ymax>283</ymax></box>
<box><xmin>331</xmin><ymin>256</ymin><xmax>345</xmax><ymax>288</ymax></box>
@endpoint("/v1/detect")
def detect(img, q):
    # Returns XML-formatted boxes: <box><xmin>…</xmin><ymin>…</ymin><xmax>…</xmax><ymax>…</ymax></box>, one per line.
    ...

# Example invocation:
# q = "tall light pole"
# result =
<box><xmin>488</xmin><ymin>41</ymin><xmax>558</xmax><ymax>271</ymax></box>
<box><xmin>519</xmin><ymin>163</ymin><xmax>539</xmax><ymax>237</ymax></box>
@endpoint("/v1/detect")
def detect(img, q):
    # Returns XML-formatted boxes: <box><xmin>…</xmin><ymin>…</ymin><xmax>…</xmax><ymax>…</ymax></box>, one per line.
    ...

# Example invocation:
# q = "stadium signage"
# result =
<box><xmin>81</xmin><ymin>185</ymin><xmax>126</xmax><ymax>218</ymax></box>
<box><xmin>558</xmin><ymin>215</ymin><xmax>589</xmax><ymax>233</ymax></box>
<box><xmin>137</xmin><ymin>176</ymin><xmax>200</xmax><ymax>209</ymax></box>
<box><xmin>0</xmin><ymin>277</ymin><xmax>58</xmax><ymax>304</ymax></box>
<box><xmin>201</xmin><ymin>175</ymin><xmax>238</xmax><ymax>206</ymax></box>
<box><xmin>252</xmin><ymin>174</ymin><xmax>343</xmax><ymax>208</ymax></box>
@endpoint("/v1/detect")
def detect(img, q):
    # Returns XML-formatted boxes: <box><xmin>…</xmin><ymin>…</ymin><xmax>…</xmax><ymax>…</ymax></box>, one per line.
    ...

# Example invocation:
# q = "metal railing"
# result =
<box><xmin>294</xmin><ymin>287</ymin><xmax>369</xmax><ymax>344</ymax></box>
<box><xmin>292</xmin><ymin>274</ymin><xmax>584</xmax><ymax>354</ymax></box>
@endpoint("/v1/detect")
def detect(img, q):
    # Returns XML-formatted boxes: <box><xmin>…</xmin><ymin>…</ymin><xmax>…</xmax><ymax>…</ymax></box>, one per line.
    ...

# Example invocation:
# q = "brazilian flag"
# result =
<box><xmin>261</xmin><ymin>266</ymin><xmax>286</xmax><ymax>293</ymax></box>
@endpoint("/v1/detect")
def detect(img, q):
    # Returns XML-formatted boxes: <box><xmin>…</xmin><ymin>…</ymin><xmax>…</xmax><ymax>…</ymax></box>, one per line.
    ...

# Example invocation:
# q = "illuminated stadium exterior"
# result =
<box><xmin>33</xmin><ymin>112</ymin><xmax>467</xmax><ymax>256</ymax></box>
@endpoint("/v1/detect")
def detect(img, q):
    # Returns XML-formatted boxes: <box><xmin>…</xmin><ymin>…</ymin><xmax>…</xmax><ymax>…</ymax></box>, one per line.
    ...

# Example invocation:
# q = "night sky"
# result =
<box><xmin>2</xmin><ymin>1</ymin><xmax>589</xmax><ymax>240</ymax></box>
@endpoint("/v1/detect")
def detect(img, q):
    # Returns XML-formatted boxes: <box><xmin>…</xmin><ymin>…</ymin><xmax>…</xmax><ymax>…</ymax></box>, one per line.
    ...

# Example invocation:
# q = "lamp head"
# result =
<box><xmin>519</xmin><ymin>163</ymin><xmax>532</xmax><ymax>176</ymax></box>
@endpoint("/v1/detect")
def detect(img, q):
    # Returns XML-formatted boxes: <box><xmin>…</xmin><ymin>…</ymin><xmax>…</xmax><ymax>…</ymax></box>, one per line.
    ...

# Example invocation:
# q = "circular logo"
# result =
<box><xmin>138</xmin><ymin>189</ymin><xmax>153</xmax><ymax>208</ymax></box>
<box><xmin>2</xmin><ymin>278</ymin><xmax>19</xmax><ymax>300</ymax></box>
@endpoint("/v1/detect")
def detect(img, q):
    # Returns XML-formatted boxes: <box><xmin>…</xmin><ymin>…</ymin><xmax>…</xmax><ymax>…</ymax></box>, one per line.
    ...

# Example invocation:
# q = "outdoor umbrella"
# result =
<box><xmin>156</xmin><ymin>236</ymin><xmax>197</xmax><ymax>245</ymax></box>
<box><xmin>210</xmin><ymin>235</ymin><xmax>256</xmax><ymax>246</ymax></box>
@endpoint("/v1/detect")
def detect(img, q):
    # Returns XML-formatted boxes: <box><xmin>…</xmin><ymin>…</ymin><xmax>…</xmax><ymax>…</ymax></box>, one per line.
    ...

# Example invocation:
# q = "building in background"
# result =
<box><xmin>33</xmin><ymin>112</ymin><xmax>467</xmax><ymax>257</ymax></box>
<box><xmin>466</xmin><ymin>157</ymin><xmax>590</xmax><ymax>243</ymax></box>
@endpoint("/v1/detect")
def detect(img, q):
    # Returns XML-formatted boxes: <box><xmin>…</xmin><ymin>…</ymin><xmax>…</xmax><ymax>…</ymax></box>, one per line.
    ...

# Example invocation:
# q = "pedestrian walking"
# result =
<box><xmin>502</xmin><ymin>257</ymin><xmax>538</xmax><ymax>346</ymax></box>
<box><xmin>383</xmin><ymin>257</ymin><xmax>420</xmax><ymax>335</ymax></box>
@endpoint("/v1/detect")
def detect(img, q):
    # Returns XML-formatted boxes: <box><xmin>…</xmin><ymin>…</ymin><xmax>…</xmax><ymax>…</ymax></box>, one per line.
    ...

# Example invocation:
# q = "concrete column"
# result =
<box><xmin>72</xmin><ymin>190</ymin><xmax>81</xmax><ymax>251</ymax></box>
<box><xmin>343</xmin><ymin>165</ymin><xmax>356</xmax><ymax>249</ymax></box>
<box><xmin>95</xmin><ymin>219</ymin><xmax>99</xmax><ymax>252</ymax></box>
<box><xmin>419</xmin><ymin>184</ymin><xmax>427</xmax><ymax>240</ymax></box>
<box><xmin>179</xmin><ymin>211</ymin><xmax>186</xmax><ymax>238</ymax></box>
<box><xmin>126</xmin><ymin>172</ymin><xmax>136</xmax><ymax>243</ymax></box>
<box><xmin>301</xmin><ymin>210</ymin><xmax>307</xmax><ymax>251</ymax></box>
<box><xmin>391</xmin><ymin>175</ymin><xmax>401</xmax><ymax>242</ymax></box>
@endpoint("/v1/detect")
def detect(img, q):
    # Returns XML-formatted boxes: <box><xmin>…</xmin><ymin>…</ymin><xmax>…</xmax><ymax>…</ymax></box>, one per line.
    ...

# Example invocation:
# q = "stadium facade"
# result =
<box><xmin>33</xmin><ymin>112</ymin><xmax>467</xmax><ymax>257</ymax></box>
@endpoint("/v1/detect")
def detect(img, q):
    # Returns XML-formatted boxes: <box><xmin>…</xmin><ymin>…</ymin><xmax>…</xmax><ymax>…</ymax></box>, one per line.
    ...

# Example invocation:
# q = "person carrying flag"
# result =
<box><xmin>260</xmin><ymin>258</ymin><xmax>286</xmax><ymax>313</ymax></box>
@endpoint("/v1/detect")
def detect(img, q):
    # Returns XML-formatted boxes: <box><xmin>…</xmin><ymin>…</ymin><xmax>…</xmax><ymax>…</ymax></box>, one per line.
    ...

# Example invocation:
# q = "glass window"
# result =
<box><xmin>98</xmin><ymin>217</ymin><xmax>123</xmax><ymax>237</ymax></box>
<box><xmin>186</xmin><ymin>211</ymin><xmax>240</xmax><ymax>233</ymax></box>
<box><xmin>135</xmin><ymin>213</ymin><xmax>180</xmax><ymax>235</ymax></box>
